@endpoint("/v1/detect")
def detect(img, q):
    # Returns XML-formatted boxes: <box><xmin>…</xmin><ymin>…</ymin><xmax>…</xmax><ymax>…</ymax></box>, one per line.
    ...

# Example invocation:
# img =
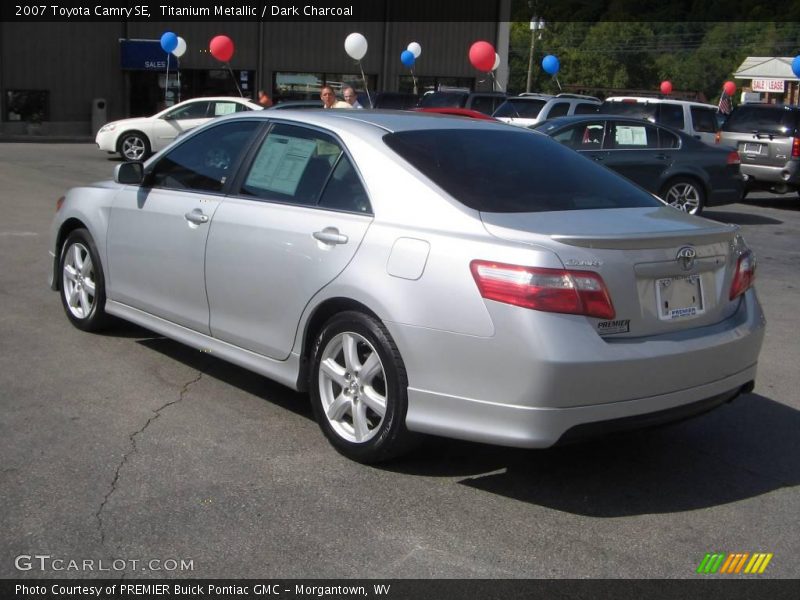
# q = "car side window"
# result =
<box><xmin>690</xmin><ymin>107</ymin><xmax>719</xmax><ymax>133</ymax></box>
<box><xmin>546</xmin><ymin>102</ymin><xmax>570</xmax><ymax>118</ymax></box>
<box><xmin>610</xmin><ymin>122</ymin><xmax>658</xmax><ymax>149</ymax></box>
<box><xmin>659</xmin><ymin>104</ymin><xmax>685</xmax><ymax>130</ymax></box>
<box><xmin>552</xmin><ymin>122</ymin><xmax>605</xmax><ymax>149</ymax></box>
<box><xmin>149</xmin><ymin>121</ymin><xmax>260</xmax><ymax>193</ymax></box>
<box><xmin>241</xmin><ymin>124</ymin><xmax>342</xmax><ymax>206</ymax></box>
<box><xmin>164</xmin><ymin>101</ymin><xmax>210</xmax><ymax>120</ymax></box>
<box><xmin>657</xmin><ymin>128</ymin><xmax>680</xmax><ymax>149</ymax></box>
<box><xmin>318</xmin><ymin>155</ymin><xmax>372</xmax><ymax>214</ymax></box>
<box><xmin>211</xmin><ymin>101</ymin><xmax>244</xmax><ymax>116</ymax></box>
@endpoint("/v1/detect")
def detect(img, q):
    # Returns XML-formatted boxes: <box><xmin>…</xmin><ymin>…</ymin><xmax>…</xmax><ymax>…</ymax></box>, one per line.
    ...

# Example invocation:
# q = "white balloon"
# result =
<box><xmin>407</xmin><ymin>42</ymin><xmax>422</xmax><ymax>59</ymax></box>
<box><xmin>172</xmin><ymin>37</ymin><xmax>187</xmax><ymax>58</ymax></box>
<box><xmin>492</xmin><ymin>52</ymin><xmax>501</xmax><ymax>71</ymax></box>
<box><xmin>344</xmin><ymin>33</ymin><xmax>368</xmax><ymax>61</ymax></box>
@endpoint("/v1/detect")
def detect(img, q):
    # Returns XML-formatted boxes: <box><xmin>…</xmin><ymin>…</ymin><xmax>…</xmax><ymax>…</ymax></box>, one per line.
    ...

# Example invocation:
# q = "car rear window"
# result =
<box><xmin>722</xmin><ymin>106</ymin><xmax>799</xmax><ymax>136</ymax></box>
<box><xmin>493</xmin><ymin>99</ymin><xmax>546</xmax><ymax>118</ymax></box>
<box><xmin>383</xmin><ymin>129</ymin><xmax>661</xmax><ymax>213</ymax></box>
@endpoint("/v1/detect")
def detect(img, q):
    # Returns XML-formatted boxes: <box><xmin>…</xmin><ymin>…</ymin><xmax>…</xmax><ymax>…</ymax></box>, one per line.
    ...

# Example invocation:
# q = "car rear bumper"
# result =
<box><xmin>405</xmin><ymin>367</ymin><xmax>756</xmax><ymax>448</ymax></box>
<box><xmin>740</xmin><ymin>160</ymin><xmax>800</xmax><ymax>186</ymax></box>
<box><xmin>391</xmin><ymin>288</ymin><xmax>765</xmax><ymax>448</ymax></box>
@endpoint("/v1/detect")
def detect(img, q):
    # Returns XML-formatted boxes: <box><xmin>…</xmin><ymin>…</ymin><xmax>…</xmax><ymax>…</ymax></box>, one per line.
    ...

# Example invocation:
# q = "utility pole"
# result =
<box><xmin>526</xmin><ymin>16</ymin><xmax>545</xmax><ymax>93</ymax></box>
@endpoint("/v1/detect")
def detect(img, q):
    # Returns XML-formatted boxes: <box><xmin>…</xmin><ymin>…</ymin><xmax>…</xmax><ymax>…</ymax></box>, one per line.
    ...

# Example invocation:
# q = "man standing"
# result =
<box><xmin>320</xmin><ymin>86</ymin><xmax>352</xmax><ymax>109</ymax></box>
<box><xmin>342</xmin><ymin>85</ymin><xmax>363</xmax><ymax>109</ymax></box>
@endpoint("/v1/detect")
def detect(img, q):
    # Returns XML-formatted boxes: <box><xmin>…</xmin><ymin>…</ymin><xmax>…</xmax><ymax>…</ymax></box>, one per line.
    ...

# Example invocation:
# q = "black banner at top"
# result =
<box><xmin>1</xmin><ymin>0</ymin><xmax>798</xmax><ymax>22</ymax></box>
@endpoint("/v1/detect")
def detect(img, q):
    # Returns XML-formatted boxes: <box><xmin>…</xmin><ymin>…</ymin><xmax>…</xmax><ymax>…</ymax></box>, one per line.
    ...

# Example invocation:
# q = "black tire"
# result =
<box><xmin>58</xmin><ymin>229</ymin><xmax>110</xmax><ymax>332</ymax></box>
<box><xmin>310</xmin><ymin>311</ymin><xmax>417</xmax><ymax>463</ymax></box>
<box><xmin>660</xmin><ymin>177</ymin><xmax>706</xmax><ymax>215</ymax></box>
<box><xmin>118</xmin><ymin>131</ymin><xmax>150</xmax><ymax>161</ymax></box>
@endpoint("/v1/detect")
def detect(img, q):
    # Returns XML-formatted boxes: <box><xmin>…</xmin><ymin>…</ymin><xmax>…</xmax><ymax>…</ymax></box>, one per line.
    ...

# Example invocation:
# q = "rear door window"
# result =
<box><xmin>551</xmin><ymin>121</ymin><xmax>606</xmax><ymax>149</ymax></box>
<box><xmin>241</xmin><ymin>124</ymin><xmax>341</xmax><ymax>206</ymax></box>
<box><xmin>546</xmin><ymin>102</ymin><xmax>570</xmax><ymax>118</ymax></box>
<box><xmin>610</xmin><ymin>122</ymin><xmax>658</xmax><ymax>149</ymax></box>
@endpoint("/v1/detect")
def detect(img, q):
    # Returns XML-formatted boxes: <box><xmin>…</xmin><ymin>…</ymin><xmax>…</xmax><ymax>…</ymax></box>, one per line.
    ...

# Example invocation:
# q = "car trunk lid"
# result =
<box><xmin>480</xmin><ymin>207</ymin><xmax>743</xmax><ymax>338</ymax></box>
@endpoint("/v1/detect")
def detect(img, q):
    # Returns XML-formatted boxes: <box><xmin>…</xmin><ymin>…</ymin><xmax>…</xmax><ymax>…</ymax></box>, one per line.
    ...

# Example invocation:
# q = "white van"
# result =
<box><xmin>600</xmin><ymin>97</ymin><xmax>721</xmax><ymax>146</ymax></box>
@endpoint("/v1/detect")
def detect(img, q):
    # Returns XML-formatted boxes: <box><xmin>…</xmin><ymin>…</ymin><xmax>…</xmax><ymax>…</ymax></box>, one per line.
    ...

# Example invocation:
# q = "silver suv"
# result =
<box><xmin>493</xmin><ymin>93</ymin><xmax>600</xmax><ymax>127</ymax></box>
<box><xmin>601</xmin><ymin>97</ymin><xmax>721</xmax><ymax>146</ymax></box>
<box><xmin>719</xmin><ymin>104</ymin><xmax>800</xmax><ymax>195</ymax></box>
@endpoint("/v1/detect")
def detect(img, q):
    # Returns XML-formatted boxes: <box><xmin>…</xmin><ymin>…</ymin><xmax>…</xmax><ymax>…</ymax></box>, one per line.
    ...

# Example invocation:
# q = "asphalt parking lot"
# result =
<box><xmin>1</xmin><ymin>142</ymin><xmax>799</xmax><ymax>580</ymax></box>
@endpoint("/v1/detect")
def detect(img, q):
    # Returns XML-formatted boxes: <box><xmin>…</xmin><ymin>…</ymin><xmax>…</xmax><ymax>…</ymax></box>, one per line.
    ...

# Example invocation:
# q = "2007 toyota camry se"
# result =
<box><xmin>49</xmin><ymin>110</ymin><xmax>765</xmax><ymax>463</ymax></box>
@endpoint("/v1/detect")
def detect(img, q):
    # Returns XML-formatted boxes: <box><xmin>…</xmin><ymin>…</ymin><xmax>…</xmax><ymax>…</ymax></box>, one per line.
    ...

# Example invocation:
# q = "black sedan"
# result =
<box><xmin>532</xmin><ymin>115</ymin><xmax>744</xmax><ymax>214</ymax></box>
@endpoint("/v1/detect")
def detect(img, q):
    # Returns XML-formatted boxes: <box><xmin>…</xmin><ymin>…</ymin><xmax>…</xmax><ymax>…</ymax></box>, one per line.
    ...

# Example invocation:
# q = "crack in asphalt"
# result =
<box><xmin>95</xmin><ymin>370</ymin><xmax>206</xmax><ymax>547</ymax></box>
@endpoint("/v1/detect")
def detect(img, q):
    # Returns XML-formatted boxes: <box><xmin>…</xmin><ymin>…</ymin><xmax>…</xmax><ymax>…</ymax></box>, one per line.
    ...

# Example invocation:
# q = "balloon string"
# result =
<box><xmin>358</xmin><ymin>61</ymin><xmax>372</xmax><ymax>108</ymax></box>
<box><xmin>411</xmin><ymin>66</ymin><xmax>418</xmax><ymax>96</ymax></box>
<box><xmin>176</xmin><ymin>58</ymin><xmax>181</xmax><ymax>103</ymax></box>
<box><xmin>489</xmin><ymin>72</ymin><xmax>505</xmax><ymax>93</ymax></box>
<box><xmin>554</xmin><ymin>75</ymin><xmax>562</xmax><ymax>92</ymax></box>
<box><xmin>227</xmin><ymin>63</ymin><xmax>243</xmax><ymax>97</ymax></box>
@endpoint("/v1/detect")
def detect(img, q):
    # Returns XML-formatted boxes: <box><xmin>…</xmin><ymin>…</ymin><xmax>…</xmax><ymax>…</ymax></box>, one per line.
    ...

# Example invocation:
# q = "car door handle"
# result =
<box><xmin>654</xmin><ymin>154</ymin><xmax>669</xmax><ymax>160</ymax></box>
<box><xmin>184</xmin><ymin>209</ymin><xmax>209</xmax><ymax>225</ymax></box>
<box><xmin>313</xmin><ymin>228</ymin><xmax>348</xmax><ymax>245</ymax></box>
<box><xmin>592</xmin><ymin>155</ymin><xmax>604</xmax><ymax>161</ymax></box>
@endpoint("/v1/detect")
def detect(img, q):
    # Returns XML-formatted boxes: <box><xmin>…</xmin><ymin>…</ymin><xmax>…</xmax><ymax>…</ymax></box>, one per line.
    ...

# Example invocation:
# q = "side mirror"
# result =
<box><xmin>115</xmin><ymin>162</ymin><xmax>144</xmax><ymax>185</ymax></box>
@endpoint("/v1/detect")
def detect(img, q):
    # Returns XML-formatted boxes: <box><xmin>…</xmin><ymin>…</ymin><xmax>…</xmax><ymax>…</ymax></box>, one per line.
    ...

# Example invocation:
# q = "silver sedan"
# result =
<box><xmin>49</xmin><ymin>110</ymin><xmax>765</xmax><ymax>463</ymax></box>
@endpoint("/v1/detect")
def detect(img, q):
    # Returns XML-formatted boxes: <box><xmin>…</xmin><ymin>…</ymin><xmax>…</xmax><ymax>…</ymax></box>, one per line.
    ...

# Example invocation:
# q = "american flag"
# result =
<box><xmin>718</xmin><ymin>92</ymin><xmax>733</xmax><ymax>115</ymax></box>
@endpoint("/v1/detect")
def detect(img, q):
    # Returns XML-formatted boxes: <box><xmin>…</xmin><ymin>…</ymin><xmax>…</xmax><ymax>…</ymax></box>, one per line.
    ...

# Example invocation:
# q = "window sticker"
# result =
<box><xmin>245</xmin><ymin>134</ymin><xmax>316</xmax><ymax>196</ymax></box>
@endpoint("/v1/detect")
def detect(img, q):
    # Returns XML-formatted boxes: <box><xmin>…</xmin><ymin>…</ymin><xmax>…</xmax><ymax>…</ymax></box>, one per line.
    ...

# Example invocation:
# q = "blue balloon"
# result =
<box><xmin>793</xmin><ymin>56</ymin><xmax>800</xmax><ymax>79</ymax></box>
<box><xmin>542</xmin><ymin>54</ymin><xmax>560</xmax><ymax>76</ymax></box>
<box><xmin>160</xmin><ymin>31</ymin><xmax>178</xmax><ymax>54</ymax></box>
<box><xmin>400</xmin><ymin>50</ymin><xmax>415</xmax><ymax>68</ymax></box>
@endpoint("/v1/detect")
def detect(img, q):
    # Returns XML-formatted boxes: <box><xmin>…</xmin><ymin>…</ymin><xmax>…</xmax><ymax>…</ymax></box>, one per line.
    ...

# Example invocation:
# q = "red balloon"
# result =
<box><xmin>469</xmin><ymin>41</ymin><xmax>496</xmax><ymax>72</ymax></box>
<box><xmin>660</xmin><ymin>80</ymin><xmax>673</xmax><ymax>95</ymax></box>
<box><xmin>723</xmin><ymin>80</ymin><xmax>736</xmax><ymax>96</ymax></box>
<box><xmin>210</xmin><ymin>35</ymin><xmax>235</xmax><ymax>62</ymax></box>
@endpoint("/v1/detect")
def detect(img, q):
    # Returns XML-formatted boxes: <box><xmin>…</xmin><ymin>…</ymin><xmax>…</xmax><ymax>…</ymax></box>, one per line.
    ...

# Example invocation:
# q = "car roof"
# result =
<box><xmin>603</xmin><ymin>96</ymin><xmax>718</xmax><ymax>109</ymax></box>
<box><xmin>225</xmin><ymin>108</ymin><xmax>509</xmax><ymax>134</ymax></box>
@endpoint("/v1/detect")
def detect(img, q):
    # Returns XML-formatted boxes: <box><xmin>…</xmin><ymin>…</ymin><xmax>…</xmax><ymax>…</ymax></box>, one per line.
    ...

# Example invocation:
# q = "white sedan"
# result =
<box><xmin>95</xmin><ymin>96</ymin><xmax>262</xmax><ymax>161</ymax></box>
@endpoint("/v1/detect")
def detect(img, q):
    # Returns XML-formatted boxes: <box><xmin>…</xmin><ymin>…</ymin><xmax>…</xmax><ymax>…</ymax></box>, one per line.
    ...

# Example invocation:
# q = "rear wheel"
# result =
<box><xmin>118</xmin><ymin>131</ymin><xmax>150</xmax><ymax>161</ymax></box>
<box><xmin>310</xmin><ymin>311</ymin><xmax>417</xmax><ymax>463</ymax></box>
<box><xmin>59</xmin><ymin>229</ymin><xmax>110</xmax><ymax>332</ymax></box>
<box><xmin>661</xmin><ymin>178</ymin><xmax>705</xmax><ymax>215</ymax></box>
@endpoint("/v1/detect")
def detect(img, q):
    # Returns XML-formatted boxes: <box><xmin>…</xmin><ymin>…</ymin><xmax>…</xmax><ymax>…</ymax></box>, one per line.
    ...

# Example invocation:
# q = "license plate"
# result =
<box><xmin>743</xmin><ymin>142</ymin><xmax>763</xmax><ymax>154</ymax></box>
<box><xmin>655</xmin><ymin>275</ymin><xmax>704</xmax><ymax>321</ymax></box>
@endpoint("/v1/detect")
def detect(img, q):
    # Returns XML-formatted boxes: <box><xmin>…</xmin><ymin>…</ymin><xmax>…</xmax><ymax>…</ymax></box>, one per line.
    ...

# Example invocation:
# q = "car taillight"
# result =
<box><xmin>715</xmin><ymin>131</ymin><xmax>721</xmax><ymax>144</ymax></box>
<box><xmin>470</xmin><ymin>260</ymin><xmax>615</xmax><ymax>319</ymax></box>
<box><xmin>727</xmin><ymin>151</ymin><xmax>741</xmax><ymax>165</ymax></box>
<box><xmin>56</xmin><ymin>196</ymin><xmax>65</xmax><ymax>212</ymax></box>
<box><xmin>729</xmin><ymin>250</ymin><xmax>756</xmax><ymax>301</ymax></box>
<box><xmin>792</xmin><ymin>137</ymin><xmax>800</xmax><ymax>159</ymax></box>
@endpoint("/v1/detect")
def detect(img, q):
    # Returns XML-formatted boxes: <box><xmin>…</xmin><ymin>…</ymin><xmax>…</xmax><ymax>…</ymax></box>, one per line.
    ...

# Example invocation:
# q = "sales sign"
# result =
<box><xmin>751</xmin><ymin>79</ymin><xmax>785</xmax><ymax>92</ymax></box>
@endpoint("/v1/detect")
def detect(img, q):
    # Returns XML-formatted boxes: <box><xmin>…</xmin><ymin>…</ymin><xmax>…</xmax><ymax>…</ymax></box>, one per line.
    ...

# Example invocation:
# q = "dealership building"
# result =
<box><xmin>0</xmin><ymin>6</ymin><xmax>511</xmax><ymax>136</ymax></box>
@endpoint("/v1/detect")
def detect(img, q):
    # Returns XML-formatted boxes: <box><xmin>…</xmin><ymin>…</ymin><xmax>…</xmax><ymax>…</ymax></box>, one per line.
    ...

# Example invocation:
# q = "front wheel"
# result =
<box><xmin>661</xmin><ymin>178</ymin><xmax>705</xmax><ymax>215</ymax></box>
<box><xmin>59</xmin><ymin>229</ymin><xmax>110</xmax><ymax>332</ymax></box>
<box><xmin>310</xmin><ymin>311</ymin><xmax>417</xmax><ymax>463</ymax></box>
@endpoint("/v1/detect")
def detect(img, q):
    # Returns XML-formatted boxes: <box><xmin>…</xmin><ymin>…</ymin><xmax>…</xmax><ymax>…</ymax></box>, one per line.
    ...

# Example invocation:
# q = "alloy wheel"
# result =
<box><xmin>318</xmin><ymin>331</ymin><xmax>388</xmax><ymax>444</ymax></box>
<box><xmin>62</xmin><ymin>242</ymin><xmax>96</xmax><ymax>320</ymax></box>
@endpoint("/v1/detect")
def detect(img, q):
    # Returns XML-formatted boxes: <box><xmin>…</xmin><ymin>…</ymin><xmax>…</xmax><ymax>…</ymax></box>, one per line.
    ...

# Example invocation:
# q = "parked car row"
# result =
<box><xmin>68</xmin><ymin>108</ymin><xmax>764</xmax><ymax>463</ymax></box>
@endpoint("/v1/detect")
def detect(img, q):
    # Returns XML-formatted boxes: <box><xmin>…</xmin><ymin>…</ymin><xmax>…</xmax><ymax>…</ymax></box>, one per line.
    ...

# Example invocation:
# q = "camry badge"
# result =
<box><xmin>677</xmin><ymin>246</ymin><xmax>696</xmax><ymax>271</ymax></box>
